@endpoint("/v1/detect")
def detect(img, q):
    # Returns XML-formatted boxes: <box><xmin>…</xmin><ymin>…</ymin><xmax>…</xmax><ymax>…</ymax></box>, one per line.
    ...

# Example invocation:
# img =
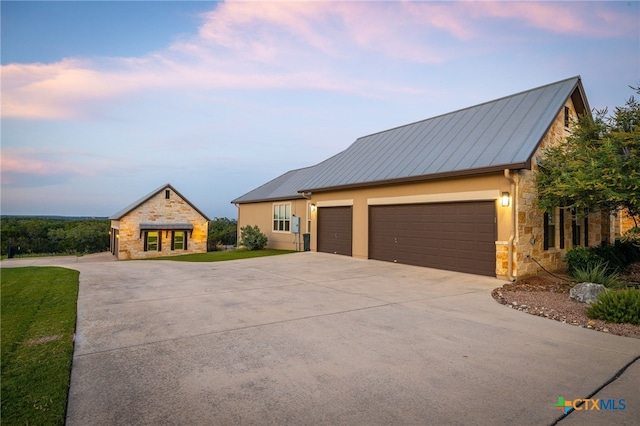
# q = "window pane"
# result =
<box><xmin>174</xmin><ymin>231</ymin><xmax>184</xmax><ymax>250</ymax></box>
<box><xmin>285</xmin><ymin>204</ymin><xmax>290</xmax><ymax>220</ymax></box>
<box><xmin>548</xmin><ymin>225</ymin><xmax>555</xmax><ymax>248</ymax></box>
<box><xmin>148</xmin><ymin>231</ymin><xmax>159</xmax><ymax>251</ymax></box>
<box><xmin>284</xmin><ymin>221</ymin><xmax>290</xmax><ymax>231</ymax></box>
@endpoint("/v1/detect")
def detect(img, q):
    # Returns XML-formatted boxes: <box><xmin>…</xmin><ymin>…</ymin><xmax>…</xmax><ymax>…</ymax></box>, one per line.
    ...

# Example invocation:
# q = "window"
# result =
<box><xmin>273</xmin><ymin>203</ymin><xmax>291</xmax><ymax>232</ymax></box>
<box><xmin>564</xmin><ymin>106</ymin><xmax>570</xmax><ymax>129</ymax></box>
<box><xmin>165</xmin><ymin>189</ymin><xmax>170</xmax><ymax>199</ymax></box>
<box><xmin>559</xmin><ymin>209</ymin><xmax>565</xmax><ymax>249</ymax></box>
<box><xmin>572</xmin><ymin>209</ymin><xmax>581</xmax><ymax>246</ymax></box>
<box><xmin>544</xmin><ymin>211</ymin><xmax>555</xmax><ymax>250</ymax></box>
<box><xmin>172</xmin><ymin>231</ymin><xmax>186</xmax><ymax>250</ymax></box>
<box><xmin>144</xmin><ymin>231</ymin><xmax>160</xmax><ymax>251</ymax></box>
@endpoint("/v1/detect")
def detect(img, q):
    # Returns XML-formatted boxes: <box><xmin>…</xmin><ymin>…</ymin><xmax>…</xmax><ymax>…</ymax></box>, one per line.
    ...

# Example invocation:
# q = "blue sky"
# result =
<box><xmin>2</xmin><ymin>1</ymin><xmax>639</xmax><ymax>219</ymax></box>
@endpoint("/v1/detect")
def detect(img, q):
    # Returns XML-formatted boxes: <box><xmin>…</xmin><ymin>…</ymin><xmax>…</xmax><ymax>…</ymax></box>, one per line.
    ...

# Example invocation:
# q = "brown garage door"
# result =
<box><xmin>369</xmin><ymin>201</ymin><xmax>496</xmax><ymax>276</ymax></box>
<box><xmin>317</xmin><ymin>206</ymin><xmax>352</xmax><ymax>256</ymax></box>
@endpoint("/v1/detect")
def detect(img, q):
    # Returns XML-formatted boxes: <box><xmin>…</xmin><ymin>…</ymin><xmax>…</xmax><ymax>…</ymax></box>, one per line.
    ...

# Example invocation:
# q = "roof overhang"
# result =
<box><xmin>231</xmin><ymin>194</ymin><xmax>306</xmax><ymax>205</ymax></box>
<box><xmin>139</xmin><ymin>223</ymin><xmax>194</xmax><ymax>231</ymax></box>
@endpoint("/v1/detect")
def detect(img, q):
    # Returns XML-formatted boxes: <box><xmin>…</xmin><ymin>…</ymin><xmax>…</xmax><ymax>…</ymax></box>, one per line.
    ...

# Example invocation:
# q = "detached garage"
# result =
<box><xmin>369</xmin><ymin>201</ymin><xmax>496</xmax><ymax>276</ymax></box>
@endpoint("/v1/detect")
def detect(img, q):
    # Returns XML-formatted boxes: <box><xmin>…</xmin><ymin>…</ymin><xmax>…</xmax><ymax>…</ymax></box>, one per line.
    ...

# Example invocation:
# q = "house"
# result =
<box><xmin>232</xmin><ymin>76</ymin><xmax>628</xmax><ymax>279</ymax></box>
<box><xmin>110</xmin><ymin>184</ymin><xmax>210</xmax><ymax>259</ymax></box>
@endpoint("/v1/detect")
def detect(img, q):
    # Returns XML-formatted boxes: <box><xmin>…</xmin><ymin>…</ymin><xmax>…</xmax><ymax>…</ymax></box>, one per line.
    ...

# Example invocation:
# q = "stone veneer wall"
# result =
<box><xmin>611</xmin><ymin>210</ymin><xmax>637</xmax><ymax>241</ymax></box>
<box><xmin>510</xmin><ymin>99</ymin><xmax>605</xmax><ymax>278</ymax></box>
<box><xmin>112</xmin><ymin>190</ymin><xmax>208</xmax><ymax>260</ymax></box>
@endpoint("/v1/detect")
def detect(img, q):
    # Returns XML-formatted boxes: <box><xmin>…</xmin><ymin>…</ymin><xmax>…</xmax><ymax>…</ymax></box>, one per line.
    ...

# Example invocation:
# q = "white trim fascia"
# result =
<box><xmin>367</xmin><ymin>190</ymin><xmax>499</xmax><ymax>206</ymax></box>
<box><xmin>316</xmin><ymin>199</ymin><xmax>354</xmax><ymax>207</ymax></box>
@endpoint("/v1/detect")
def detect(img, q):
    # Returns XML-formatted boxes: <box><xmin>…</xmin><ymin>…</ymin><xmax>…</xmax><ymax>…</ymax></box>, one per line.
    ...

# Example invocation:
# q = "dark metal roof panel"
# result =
<box><xmin>233</xmin><ymin>76</ymin><xmax>586</xmax><ymax>202</ymax></box>
<box><xmin>231</xmin><ymin>166</ymin><xmax>317</xmax><ymax>204</ymax></box>
<box><xmin>299</xmin><ymin>76</ymin><xmax>582</xmax><ymax>192</ymax></box>
<box><xmin>139</xmin><ymin>223</ymin><xmax>194</xmax><ymax>231</ymax></box>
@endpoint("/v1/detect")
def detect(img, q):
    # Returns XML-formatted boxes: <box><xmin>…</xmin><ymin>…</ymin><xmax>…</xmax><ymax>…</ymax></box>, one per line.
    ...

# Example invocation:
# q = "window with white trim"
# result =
<box><xmin>273</xmin><ymin>203</ymin><xmax>291</xmax><ymax>232</ymax></box>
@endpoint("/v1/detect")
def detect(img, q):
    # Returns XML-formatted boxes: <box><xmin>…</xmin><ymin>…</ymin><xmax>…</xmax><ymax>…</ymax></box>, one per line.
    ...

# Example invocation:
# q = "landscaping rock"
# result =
<box><xmin>569</xmin><ymin>283</ymin><xmax>606</xmax><ymax>304</ymax></box>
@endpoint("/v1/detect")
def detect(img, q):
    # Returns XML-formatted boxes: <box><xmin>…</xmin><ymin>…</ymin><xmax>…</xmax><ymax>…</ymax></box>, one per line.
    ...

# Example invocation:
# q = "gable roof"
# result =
<box><xmin>110</xmin><ymin>183</ymin><xmax>211</xmax><ymax>221</ymax></box>
<box><xmin>232</xmin><ymin>76</ymin><xmax>589</xmax><ymax>203</ymax></box>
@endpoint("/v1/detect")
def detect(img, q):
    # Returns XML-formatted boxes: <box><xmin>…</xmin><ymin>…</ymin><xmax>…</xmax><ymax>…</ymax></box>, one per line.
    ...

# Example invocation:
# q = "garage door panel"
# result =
<box><xmin>369</xmin><ymin>201</ymin><xmax>496</xmax><ymax>276</ymax></box>
<box><xmin>317</xmin><ymin>207</ymin><xmax>352</xmax><ymax>256</ymax></box>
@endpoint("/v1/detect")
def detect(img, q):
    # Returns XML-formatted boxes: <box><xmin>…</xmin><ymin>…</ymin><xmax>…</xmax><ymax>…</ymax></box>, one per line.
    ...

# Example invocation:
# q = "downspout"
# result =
<box><xmin>504</xmin><ymin>169</ymin><xmax>516</xmax><ymax>282</ymax></box>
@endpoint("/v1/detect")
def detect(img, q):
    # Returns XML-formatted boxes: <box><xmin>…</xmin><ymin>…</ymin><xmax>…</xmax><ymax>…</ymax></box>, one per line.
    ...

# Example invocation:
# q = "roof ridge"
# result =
<box><xmin>355</xmin><ymin>76</ymin><xmax>582</xmax><ymax>141</ymax></box>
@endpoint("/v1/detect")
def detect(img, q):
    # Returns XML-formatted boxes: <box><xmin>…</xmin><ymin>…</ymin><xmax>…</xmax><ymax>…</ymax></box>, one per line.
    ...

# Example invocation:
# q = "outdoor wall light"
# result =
<box><xmin>310</xmin><ymin>204</ymin><xmax>316</xmax><ymax>212</ymax></box>
<box><xmin>501</xmin><ymin>191</ymin><xmax>510</xmax><ymax>207</ymax></box>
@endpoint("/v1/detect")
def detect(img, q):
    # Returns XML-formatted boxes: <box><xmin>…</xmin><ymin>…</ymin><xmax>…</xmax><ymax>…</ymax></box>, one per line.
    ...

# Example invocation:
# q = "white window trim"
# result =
<box><xmin>272</xmin><ymin>202</ymin><xmax>292</xmax><ymax>233</ymax></box>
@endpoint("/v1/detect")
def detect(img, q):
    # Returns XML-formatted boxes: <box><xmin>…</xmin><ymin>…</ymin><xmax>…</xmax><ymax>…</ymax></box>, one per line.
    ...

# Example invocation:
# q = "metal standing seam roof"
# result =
<box><xmin>110</xmin><ymin>183</ymin><xmax>211</xmax><ymax>221</ymax></box>
<box><xmin>232</xmin><ymin>76</ymin><xmax>588</xmax><ymax>204</ymax></box>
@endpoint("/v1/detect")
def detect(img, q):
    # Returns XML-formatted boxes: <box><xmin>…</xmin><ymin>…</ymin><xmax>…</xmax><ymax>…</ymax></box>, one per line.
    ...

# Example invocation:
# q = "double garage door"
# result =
<box><xmin>317</xmin><ymin>202</ymin><xmax>496</xmax><ymax>276</ymax></box>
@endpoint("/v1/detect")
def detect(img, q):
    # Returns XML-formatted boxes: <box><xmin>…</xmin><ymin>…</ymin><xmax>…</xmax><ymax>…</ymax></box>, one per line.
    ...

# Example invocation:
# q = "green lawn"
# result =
<box><xmin>1</xmin><ymin>267</ymin><xmax>79</xmax><ymax>425</ymax></box>
<box><xmin>150</xmin><ymin>248</ymin><xmax>296</xmax><ymax>262</ymax></box>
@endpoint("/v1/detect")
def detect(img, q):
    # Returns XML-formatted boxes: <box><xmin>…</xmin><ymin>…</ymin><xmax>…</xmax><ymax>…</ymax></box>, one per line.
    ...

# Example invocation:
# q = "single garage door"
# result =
<box><xmin>317</xmin><ymin>206</ymin><xmax>352</xmax><ymax>256</ymax></box>
<box><xmin>369</xmin><ymin>201</ymin><xmax>496</xmax><ymax>276</ymax></box>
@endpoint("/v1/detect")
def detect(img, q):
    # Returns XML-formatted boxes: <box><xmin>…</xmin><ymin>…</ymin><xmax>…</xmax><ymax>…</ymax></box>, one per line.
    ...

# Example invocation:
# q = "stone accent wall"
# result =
<box><xmin>112</xmin><ymin>190</ymin><xmax>208</xmax><ymax>260</ymax></box>
<box><xmin>512</xmin><ymin>99</ymin><xmax>605</xmax><ymax>278</ymax></box>
<box><xmin>611</xmin><ymin>209</ymin><xmax>637</xmax><ymax>241</ymax></box>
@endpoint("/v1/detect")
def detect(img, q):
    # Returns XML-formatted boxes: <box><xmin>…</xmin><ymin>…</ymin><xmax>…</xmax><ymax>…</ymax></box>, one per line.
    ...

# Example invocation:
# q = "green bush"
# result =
<box><xmin>587</xmin><ymin>289</ymin><xmax>640</xmax><ymax>325</ymax></box>
<box><xmin>565</xmin><ymin>247</ymin><xmax>601</xmax><ymax>273</ymax></box>
<box><xmin>571</xmin><ymin>261</ymin><xmax>625</xmax><ymax>289</ymax></box>
<box><xmin>239</xmin><ymin>225</ymin><xmax>268</xmax><ymax>251</ymax></box>
<box><xmin>565</xmin><ymin>241</ymin><xmax>640</xmax><ymax>275</ymax></box>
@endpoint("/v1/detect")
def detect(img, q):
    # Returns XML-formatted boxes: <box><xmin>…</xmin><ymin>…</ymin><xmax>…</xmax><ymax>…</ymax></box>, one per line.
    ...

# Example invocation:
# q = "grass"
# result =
<box><xmin>1</xmin><ymin>267</ymin><xmax>79</xmax><ymax>425</ymax></box>
<box><xmin>150</xmin><ymin>248</ymin><xmax>296</xmax><ymax>262</ymax></box>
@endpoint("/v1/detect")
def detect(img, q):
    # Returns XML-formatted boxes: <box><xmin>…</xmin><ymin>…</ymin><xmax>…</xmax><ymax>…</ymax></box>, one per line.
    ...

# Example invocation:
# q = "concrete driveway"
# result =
<box><xmin>2</xmin><ymin>252</ymin><xmax>638</xmax><ymax>425</ymax></box>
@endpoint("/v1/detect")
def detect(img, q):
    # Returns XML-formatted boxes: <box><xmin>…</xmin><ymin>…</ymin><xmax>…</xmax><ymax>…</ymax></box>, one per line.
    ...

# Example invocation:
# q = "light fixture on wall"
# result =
<box><xmin>501</xmin><ymin>191</ymin><xmax>510</xmax><ymax>207</ymax></box>
<box><xmin>310</xmin><ymin>204</ymin><xmax>316</xmax><ymax>212</ymax></box>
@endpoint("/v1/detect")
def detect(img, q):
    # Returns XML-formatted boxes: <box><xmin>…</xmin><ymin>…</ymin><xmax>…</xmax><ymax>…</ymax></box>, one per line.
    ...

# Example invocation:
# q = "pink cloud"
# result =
<box><xmin>1</xmin><ymin>1</ymin><xmax>634</xmax><ymax>120</ymax></box>
<box><xmin>0</xmin><ymin>149</ymin><xmax>94</xmax><ymax>176</ymax></box>
<box><xmin>472</xmin><ymin>1</ymin><xmax>636</xmax><ymax>38</ymax></box>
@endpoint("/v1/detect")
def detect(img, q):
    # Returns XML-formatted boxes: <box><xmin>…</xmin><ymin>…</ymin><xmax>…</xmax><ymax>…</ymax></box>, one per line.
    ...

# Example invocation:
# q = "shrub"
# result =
<box><xmin>239</xmin><ymin>225</ymin><xmax>268</xmax><ymax>251</ymax></box>
<box><xmin>593</xmin><ymin>242</ymin><xmax>640</xmax><ymax>272</ymax></box>
<box><xmin>565</xmin><ymin>247</ymin><xmax>601</xmax><ymax>274</ymax></box>
<box><xmin>586</xmin><ymin>289</ymin><xmax>640</xmax><ymax>325</ymax></box>
<box><xmin>571</xmin><ymin>261</ymin><xmax>625</xmax><ymax>289</ymax></box>
<box><xmin>565</xmin><ymin>241</ymin><xmax>640</xmax><ymax>275</ymax></box>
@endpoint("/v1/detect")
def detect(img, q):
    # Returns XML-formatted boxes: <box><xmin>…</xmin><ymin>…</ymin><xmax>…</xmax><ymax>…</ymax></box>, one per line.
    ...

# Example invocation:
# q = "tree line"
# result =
<box><xmin>1</xmin><ymin>217</ymin><xmax>110</xmax><ymax>256</ymax></box>
<box><xmin>1</xmin><ymin>216</ymin><xmax>239</xmax><ymax>257</ymax></box>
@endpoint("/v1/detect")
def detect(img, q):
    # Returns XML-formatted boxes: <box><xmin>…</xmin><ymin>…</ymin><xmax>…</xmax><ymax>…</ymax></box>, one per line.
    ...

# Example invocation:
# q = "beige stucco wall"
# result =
<box><xmin>111</xmin><ymin>190</ymin><xmax>208</xmax><ymax>259</ymax></box>
<box><xmin>238</xmin><ymin>173</ymin><xmax>512</xmax><ymax>272</ymax></box>
<box><xmin>236</xmin><ymin>198</ymin><xmax>311</xmax><ymax>252</ymax></box>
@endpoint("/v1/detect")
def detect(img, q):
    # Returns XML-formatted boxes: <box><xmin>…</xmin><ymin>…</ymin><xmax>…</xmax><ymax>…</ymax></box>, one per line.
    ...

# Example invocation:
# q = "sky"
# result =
<box><xmin>1</xmin><ymin>1</ymin><xmax>639</xmax><ymax>219</ymax></box>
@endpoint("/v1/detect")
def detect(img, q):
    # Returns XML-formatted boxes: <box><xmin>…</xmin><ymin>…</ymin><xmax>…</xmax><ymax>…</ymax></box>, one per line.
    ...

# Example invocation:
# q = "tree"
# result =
<box><xmin>537</xmin><ymin>86</ymin><xmax>640</xmax><ymax>226</ymax></box>
<box><xmin>207</xmin><ymin>217</ymin><xmax>237</xmax><ymax>250</ymax></box>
